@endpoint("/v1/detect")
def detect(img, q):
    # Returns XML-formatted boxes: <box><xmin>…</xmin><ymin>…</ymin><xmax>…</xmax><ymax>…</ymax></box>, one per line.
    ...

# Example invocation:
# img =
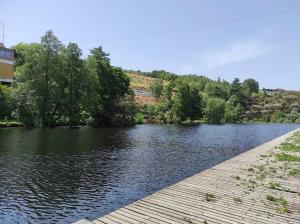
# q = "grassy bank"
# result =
<box><xmin>0</xmin><ymin>121</ymin><xmax>23</xmax><ymax>128</ymax></box>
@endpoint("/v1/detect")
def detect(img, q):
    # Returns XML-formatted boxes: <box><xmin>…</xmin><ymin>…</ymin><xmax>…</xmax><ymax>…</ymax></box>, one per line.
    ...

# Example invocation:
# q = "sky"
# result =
<box><xmin>1</xmin><ymin>0</ymin><xmax>300</xmax><ymax>90</ymax></box>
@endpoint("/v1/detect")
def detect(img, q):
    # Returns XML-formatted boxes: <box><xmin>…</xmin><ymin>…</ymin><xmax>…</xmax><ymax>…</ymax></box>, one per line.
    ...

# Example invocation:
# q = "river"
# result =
<box><xmin>0</xmin><ymin>124</ymin><xmax>299</xmax><ymax>223</ymax></box>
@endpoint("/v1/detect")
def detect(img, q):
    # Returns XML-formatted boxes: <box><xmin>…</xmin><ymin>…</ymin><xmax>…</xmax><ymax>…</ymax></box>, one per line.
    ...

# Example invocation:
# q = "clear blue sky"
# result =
<box><xmin>1</xmin><ymin>0</ymin><xmax>300</xmax><ymax>90</ymax></box>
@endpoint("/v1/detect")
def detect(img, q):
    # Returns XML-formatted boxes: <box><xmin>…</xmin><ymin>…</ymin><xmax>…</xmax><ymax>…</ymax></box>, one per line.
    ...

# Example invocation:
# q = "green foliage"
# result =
<box><xmin>149</xmin><ymin>70</ymin><xmax>177</xmax><ymax>81</ymax></box>
<box><xmin>0</xmin><ymin>121</ymin><xmax>22</xmax><ymax>127</ymax></box>
<box><xmin>133</xmin><ymin>113</ymin><xmax>144</xmax><ymax>124</ymax></box>
<box><xmin>173</xmin><ymin>81</ymin><xmax>203</xmax><ymax>122</ymax></box>
<box><xmin>266</xmin><ymin>194</ymin><xmax>288</xmax><ymax>214</ymax></box>
<box><xmin>280</xmin><ymin>142</ymin><xmax>300</xmax><ymax>152</ymax></box>
<box><xmin>5</xmin><ymin>31</ymin><xmax>300</xmax><ymax>127</ymax></box>
<box><xmin>12</xmin><ymin>31</ymin><xmax>132</xmax><ymax>128</ymax></box>
<box><xmin>203</xmin><ymin>97</ymin><xmax>225</xmax><ymax>123</ymax></box>
<box><xmin>243</xmin><ymin>78</ymin><xmax>259</xmax><ymax>97</ymax></box>
<box><xmin>85</xmin><ymin>47</ymin><xmax>131</xmax><ymax>126</ymax></box>
<box><xmin>233</xmin><ymin>197</ymin><xmax>242</xmax><ymax>204</ymax></box>
<box><xmin>276</xmin><ymin>153</ymin><xmax>300</xmax><ymax>162</ymax></box>
<box><xmin>16</xmin><ymin>30</ymin><xmax>63</xmax><ymax>127</ymax></box>
<box><xmin>61</xmin><ymin>43</ymin><xmax>87</xmax><ymax>126</ymax></box>
<box><xmin>150</xmin><ymin>78</ymin><xmax>163</xmax><ymax>98</ymax></box>
<box><xmin>0</xmin><ymin>84</ymin><xmax>15</xmax><ymax>119</ymax></box>
<box><xmin>225</xmin><ymin>102</ymin><xmax>243</xmax><ymax>123</ymax></box>
<box><xmin>15</xmin><ymin>87</ymin><xmax>36</xmax><ymax>127</ymax></box>
<box><xmin>229</xmin><ymin>78</ymin><xmax>245</xmax><ymax>106</ymax></box>
<box><xmin>205</xmin><ymin>193</ymin><xmax>216</xmax><ymax>202</ymax></box>
<box><xmin>204</xmin><ymin>82</ymin><xmax>228</xmax><ymax>99</ymax></box>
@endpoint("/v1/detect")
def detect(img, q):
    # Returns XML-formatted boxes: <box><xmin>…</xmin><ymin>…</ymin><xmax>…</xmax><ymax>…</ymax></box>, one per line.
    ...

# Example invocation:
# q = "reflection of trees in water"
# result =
<box><xmin>0</xmin><ymin>127</ymin><xmax>133</xmax><ymax>222</ymax></box>
<box><xmin>0</xmin><ymin>124</ymin><xmax>298</xmax><ymax>223</ymax></box>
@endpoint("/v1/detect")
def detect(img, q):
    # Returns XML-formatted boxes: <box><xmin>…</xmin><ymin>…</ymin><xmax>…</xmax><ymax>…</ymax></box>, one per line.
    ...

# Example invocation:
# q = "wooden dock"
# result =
<box><xmin>75</xmin><ymin>128</ymin><xmax>300</xmax><ymax>224</ymax></box>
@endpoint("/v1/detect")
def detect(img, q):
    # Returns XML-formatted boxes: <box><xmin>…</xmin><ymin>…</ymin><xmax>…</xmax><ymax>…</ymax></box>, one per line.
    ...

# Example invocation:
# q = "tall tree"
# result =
<box><xmin>173</xmin><ymin>81</ymin><xmax>202</xmax><ymax>122</ymax></box>
<box><xmin>243</xmin><ymin>78</ymin><xmax>259</xmax><ymax>97</ymax></box>
<box><xmin>39</xmin><ymin>30</ymin><xmax>63</xmax><ymax>126</ymax></box>
<box><xmin>16</xmin><ymin>30</ymin><xmax>63</xmax><ymax>127</ymax></box>
<box><xmin>150</xmin><ymin>78</ymin><xmax>163</xmax><ymax>98</ymax></box>
<box><xmin>229</xmin><ymin>78</ymin><xmax>245</xmax><ymax>106</ymax></box>
<box><xmin>85</xmin><ymin>47</ymin><xmax>130</xmax><ymax>126</ymax></box>
<box><xmin>61</xmin><ymin>43</ymin><xmax>86</xmax><ymax>126</ymax></box>
<box><xmin>203</xmin><ymin>97</ymin><xmax>225</xmax><ymax>123</ymax></box>
<box><xmin>204</xmin><ymin>82</ymin><xmax>228</xmax><ymax>99</ymax></box>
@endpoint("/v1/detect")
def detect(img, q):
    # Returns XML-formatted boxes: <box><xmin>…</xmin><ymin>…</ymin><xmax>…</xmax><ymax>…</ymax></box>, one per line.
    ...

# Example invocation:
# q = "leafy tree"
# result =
<box><xmin>149</xmin><ymin>70</ymin><xmax>177</xmax><ymax>80</ymax></box>
<box><xmin>15</xmin><ymin>87</ymin><xmax>36</xmax><ymax>127</ymax></box>
<box><xmin>150</xmin><ymin>78</ymin><xmax>163</xmax><ymax>98</ymax></box>
<box><xmin>225</xmin><ymin>102</ymin><xmax>243</xmax><ymax>123</ymax></box>
<box><xmin>39</xmin><ymin>30</ymin><xmax>64</xmax><ymax>126</ymax></box>
<box><xmin>204</xmin><ymin>82</ymin><xmax>228</xmax><ymax>99</ymax></box>
<box><xmin>60</xmin><ymin>43</ymin><xmax>88</xmax><ymax>126</ymax></box>
<box><xmin>13</xmin><ymin>43</ymin><xmax>41</xmax><ymax>69</ymax></box>
<box><xmin>243</xmin><ymin>78</ymin><xmax>259</xmax><ymax>97</ymax></box>
<box><xmin>16</xmin><ymin>30</ymin><xmax>64</xmax><ymax>127</ymax></box>
<box><xmin>85</xmin><ymin>47</ymin><xmax>130</xmax><ymax>126</ymax></box>
<box><xmin>203</xmin><ymin>97</ymin><xmax>225</xmax><ymax>123</ymax></box>
<box><xmin>173</xmin><ymin>81</ymin><xmax>202</xmax><ymax>122</ymax></box>
<box><xmin>229</xmin><ymin>78</ymin><xmax>245</xmax><ymax>106</ymax></box>
<box><xmin>0</xmin><ymin>84</ymin><xmax>15</xmax><ymax>119</ymax></box>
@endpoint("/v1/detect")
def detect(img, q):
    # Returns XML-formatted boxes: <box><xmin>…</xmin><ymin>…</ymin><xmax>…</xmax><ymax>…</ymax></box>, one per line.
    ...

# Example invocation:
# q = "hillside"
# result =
<box><xmin>127</xmin><ymin>71</ymin><xmax>300</xmax><ymax>124</ymax></box>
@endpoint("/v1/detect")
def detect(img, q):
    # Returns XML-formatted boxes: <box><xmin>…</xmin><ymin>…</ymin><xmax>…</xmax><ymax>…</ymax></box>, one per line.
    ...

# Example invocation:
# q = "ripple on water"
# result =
<box><xmin>0</xmin><ymin>124</ymin><xmax>299</xmax><ymax>223</ymax></box>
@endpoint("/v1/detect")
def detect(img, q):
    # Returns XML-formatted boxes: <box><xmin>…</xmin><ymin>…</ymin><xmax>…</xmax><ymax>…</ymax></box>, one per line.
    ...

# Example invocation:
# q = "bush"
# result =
<box><xmin>133</xmin><ymin>113</ymin><xmax>144</xmax><ymax>124</ymax></box>
<box><xmin>204</xmin><ymin>97</ymin><xmax>225</xmax><ymax>123</ymax></box>
<box><xmin>225</xmin><ymin>103</ymin><xmax>243</xmax><ymax>123</ymax></box>
<box><xmin>150</xmin><ymin>79</ymin><xmax>163</xmax><ymax>98</ymax></box>
<box><xmin>0</xmin><ymin>84</ymin><xmax>15</xmax><ymax>119</ymax></box>
<box><xmin>271</xmin><ymin>111</ymin><xmax>285</xmax><ymax>122</ymax></box>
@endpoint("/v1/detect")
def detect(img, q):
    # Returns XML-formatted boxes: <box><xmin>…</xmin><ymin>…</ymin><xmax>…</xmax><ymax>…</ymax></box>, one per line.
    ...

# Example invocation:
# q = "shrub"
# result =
<box><xmin>204</xmin><ymin>97</ymin><xmax>225</xmax><ymax>123</ymax></box>
<box><xmin>133</xmin><ymin>113</ymin><xmax>144</xmax><ymax>124</ymax></box>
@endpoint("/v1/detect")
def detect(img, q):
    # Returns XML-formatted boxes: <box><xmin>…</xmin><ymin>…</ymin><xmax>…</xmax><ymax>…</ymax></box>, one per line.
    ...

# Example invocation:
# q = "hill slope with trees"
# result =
<box><xmin>0</xmin><ymin>31</ymin><xmax>299</xmax><ymax>127</ymax></box>
<box><xmin>128</xmin><ymin>70</ymin><xmax>300</xmax><ymax>124</ymax></box>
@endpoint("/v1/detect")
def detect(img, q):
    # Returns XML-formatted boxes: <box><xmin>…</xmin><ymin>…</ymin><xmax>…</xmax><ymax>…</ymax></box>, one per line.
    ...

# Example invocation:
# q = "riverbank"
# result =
<box><xmin>0</xmin><ymin>121</ymin><xmax>23</xmax><ymax>128</ymax></box>
<box><xmin>75</xmin><ymin>128</ymin><xmax>300</xmax><ymax>224</ymax></box>
<box><xmin>0</xmin><ymin>119</ymin><xmax>299</xmax><ymax>129</ymax></box>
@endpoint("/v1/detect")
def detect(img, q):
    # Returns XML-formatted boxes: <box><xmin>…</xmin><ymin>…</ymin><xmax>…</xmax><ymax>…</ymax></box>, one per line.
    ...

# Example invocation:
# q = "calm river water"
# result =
<box><xmin>0</xmin><ymin>124</ymin><xmax>299</xmax><ymax>223</ymax></box>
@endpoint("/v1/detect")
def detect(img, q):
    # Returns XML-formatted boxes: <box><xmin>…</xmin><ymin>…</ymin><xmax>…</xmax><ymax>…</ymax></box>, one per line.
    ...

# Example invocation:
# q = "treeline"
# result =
<box><xmin>1</xmin><ymin>30</ymin><xmax>299</xmax><ymax>127</ymax></box>
<box><xmin>139</xmin><ymin>71</ymin><xmax>300</xmax><ymax>124</ymax></box>
<box><xmin>141</xmin><ymin>76</ymin><xmax>259</xmax><ymax>123</ymax></box>
<box><xmin>0</xmin><ymin>30</ymin><xmax>136</xmax><ymax>127</ymax></box>
<box><xmin>124</xmin><ymin>69</ymin><xmax>178</xmax><ymax>81</ymax></box>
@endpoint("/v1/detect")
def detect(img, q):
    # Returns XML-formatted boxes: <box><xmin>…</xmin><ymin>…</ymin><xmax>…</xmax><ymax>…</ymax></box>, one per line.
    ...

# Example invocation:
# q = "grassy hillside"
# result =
<box><xmin>127</xmin><ymin>71</ymin><xmax>300</xmax><ymax>123</ymax></box>
<box><xmin>127</xmin><ymin>73</ymin><xmax>156</xmax><ymax>90</ymax></box>
<box><xmin>127</xmin><ymin>73</ymin><xmax>169</xmax><ymax>105</ymax></box>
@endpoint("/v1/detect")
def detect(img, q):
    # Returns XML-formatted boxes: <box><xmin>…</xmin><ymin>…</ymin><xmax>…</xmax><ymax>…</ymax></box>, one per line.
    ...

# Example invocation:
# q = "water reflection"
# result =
<box><xmin>0</xmin><ymin>124</ymin><xmax>299</xmax><ymax>223</ymax></box>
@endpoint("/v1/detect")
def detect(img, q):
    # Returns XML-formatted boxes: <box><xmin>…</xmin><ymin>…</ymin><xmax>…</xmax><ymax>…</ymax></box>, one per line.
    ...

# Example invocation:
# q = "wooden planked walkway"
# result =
<box><xmin>74</xmin><ymin>128</ymin><xmax>300</xmax><ymax>224</ymax></box>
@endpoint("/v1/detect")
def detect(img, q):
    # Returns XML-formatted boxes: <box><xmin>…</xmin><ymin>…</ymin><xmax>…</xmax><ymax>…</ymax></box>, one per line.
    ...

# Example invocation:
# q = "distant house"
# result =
<box><xmin>264</xmin><ymin>88</ymin><xmax>282</xmax><ymax>96</ymax></box>
<box><xmin>0</xmin><ymin>43</ymin><xmax>15</xmax><ymax>85</ymax></box>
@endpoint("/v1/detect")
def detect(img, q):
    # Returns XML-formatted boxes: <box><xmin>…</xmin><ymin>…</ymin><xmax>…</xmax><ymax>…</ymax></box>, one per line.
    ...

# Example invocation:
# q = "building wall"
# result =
<box><xmin>0</xmin><ymin>48</ymin><xmax>14</xmax><ymax>83</ymax></box>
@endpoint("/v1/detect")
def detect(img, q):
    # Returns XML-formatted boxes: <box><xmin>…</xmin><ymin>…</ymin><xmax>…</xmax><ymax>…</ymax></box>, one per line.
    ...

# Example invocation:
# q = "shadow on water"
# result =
<box><xmin>0</xmin><ymin>124</ymin><xmax>299</xmax><ymax>223</ymax></box>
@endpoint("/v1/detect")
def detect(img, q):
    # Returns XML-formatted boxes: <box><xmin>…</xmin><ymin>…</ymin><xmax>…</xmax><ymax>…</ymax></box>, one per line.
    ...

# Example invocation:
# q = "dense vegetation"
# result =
<box><xmin>137</xmin><ymin>71</ymin><xmax>300</xmax><ymax>124</ymax></box>
<box><xmin>0</xmin><ymin>30</ymin><xmax>299</xmax><ymax>127</ymax></box>
<box><xmin>1</xmin><ymin>30</ymin><xmax>135</xmax><ymax>127</ymax></box>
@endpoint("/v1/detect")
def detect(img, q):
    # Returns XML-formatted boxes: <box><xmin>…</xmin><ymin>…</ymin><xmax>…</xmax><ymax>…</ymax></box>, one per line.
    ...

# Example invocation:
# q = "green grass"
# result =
<box><xmin>233</xmin><ymin>197</ymin><xmax>242</xmax><ymax>204</ymax></box>
<box><xmin>276</xmin><ymin>153</ymin><xmax>300</xmax><ymax>162</ymax></box>
<box><xmin>0</xmin><ymin>121</ymin><xmax>23</xmax><ymax>128</ymax></box>
<box><xmin>266</xmin><ymin>194</ymin><xmax>288</xmax><ymax>214</ymax></box>
<box><xmin>280</xmin><ymin>142</ymin><xmax>300</xmax><ymax>152</ymax></box>
<box><xmin>205</xmin><ymin>193</ymin><xmax>216</xmax><ymax>202</ymax></box>
<box><xmin>288</xmin><ymin>168</ymin><xmax>300</xmax><ymax>176</ymax></box>
<box><xmin>269</xmin><ymin>181</ymin><xmax>281</xmax><ymax>190</ymax></box>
